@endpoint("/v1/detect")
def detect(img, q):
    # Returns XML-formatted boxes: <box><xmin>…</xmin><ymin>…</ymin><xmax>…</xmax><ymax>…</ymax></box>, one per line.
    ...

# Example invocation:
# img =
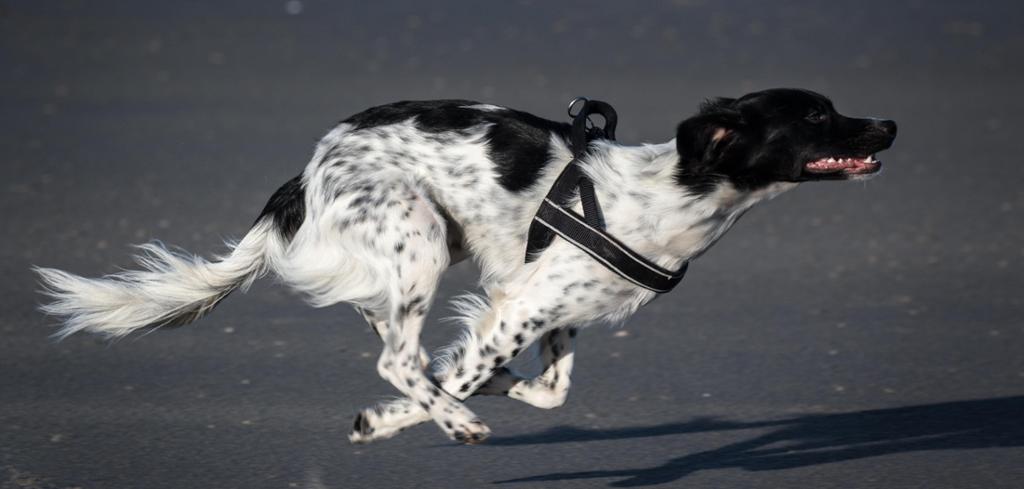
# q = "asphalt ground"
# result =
<box><xmin>2</xmin><ymin>1</ymin><xmax>1023</xmax><ymax>488</ymax></box>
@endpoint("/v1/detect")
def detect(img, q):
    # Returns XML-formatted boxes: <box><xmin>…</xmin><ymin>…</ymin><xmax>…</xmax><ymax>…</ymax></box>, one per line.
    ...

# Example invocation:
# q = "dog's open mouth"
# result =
<box><xmin>804</xmin><ymin>155</ymin><xmax>881</xmax><ymax>175</ymax></box>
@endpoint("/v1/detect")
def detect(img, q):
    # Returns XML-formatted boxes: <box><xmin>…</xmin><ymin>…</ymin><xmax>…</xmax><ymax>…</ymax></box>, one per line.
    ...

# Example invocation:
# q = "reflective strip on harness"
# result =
<box><xmin>532</xmin><ymin>199</ymin><xmax>687</xmax><ymax>293</ymax></box>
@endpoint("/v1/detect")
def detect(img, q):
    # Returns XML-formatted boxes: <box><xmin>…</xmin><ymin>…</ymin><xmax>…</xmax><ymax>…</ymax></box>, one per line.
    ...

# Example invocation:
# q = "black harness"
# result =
<box><xmin>524</xmin><ymin>98</ymin><xmax>689</xmax><ymax>293</ymax></box>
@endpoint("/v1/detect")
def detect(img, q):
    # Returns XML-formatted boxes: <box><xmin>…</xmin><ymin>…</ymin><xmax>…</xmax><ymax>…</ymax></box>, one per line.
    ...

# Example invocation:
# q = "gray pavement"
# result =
<box><xmin>2</xmin><ymin>1</ymin><xmax>1023</xmax><ymax>488</ymax></box>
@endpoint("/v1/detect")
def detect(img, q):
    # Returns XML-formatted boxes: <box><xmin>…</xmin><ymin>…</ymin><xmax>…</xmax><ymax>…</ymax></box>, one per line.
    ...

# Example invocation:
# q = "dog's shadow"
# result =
<box><xmin>493</xmin><ymin>396</ymin><xmax>1024</xmax><ymax>487</ymax></box>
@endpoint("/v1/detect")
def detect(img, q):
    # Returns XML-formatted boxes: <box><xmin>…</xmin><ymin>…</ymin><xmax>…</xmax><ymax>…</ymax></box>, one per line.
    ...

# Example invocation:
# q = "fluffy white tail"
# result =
<box><xmin>35</xmin><ymin>220</ymin><xmax>278</xmax><ymax>339</ymax></box>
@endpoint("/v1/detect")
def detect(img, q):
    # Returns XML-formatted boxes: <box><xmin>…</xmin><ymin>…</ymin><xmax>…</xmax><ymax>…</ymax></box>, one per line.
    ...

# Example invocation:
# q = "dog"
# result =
<box><xmin>35</xmin><ymin>88</ymin><xmax>897</xmax><ymax>444</ymax></box>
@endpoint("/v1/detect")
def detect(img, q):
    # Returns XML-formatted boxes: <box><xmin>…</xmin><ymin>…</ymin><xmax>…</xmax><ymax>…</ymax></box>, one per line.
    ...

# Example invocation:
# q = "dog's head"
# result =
<box><xmin>675</xmin><ymin>88</ymin><xmax>897</xmax><ymax>191</ymax></box>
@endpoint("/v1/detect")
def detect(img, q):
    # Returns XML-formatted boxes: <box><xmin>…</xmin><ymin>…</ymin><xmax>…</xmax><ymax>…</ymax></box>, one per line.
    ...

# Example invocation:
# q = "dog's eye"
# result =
<box><xmin>805</xmin><ymin>111</ymin><xmax>827</xmax><ymax>124</ymax></box>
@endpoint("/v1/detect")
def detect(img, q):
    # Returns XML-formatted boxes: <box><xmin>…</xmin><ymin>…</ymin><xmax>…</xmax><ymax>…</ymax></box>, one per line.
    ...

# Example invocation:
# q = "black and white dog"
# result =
<box><xmin>35</xmin><ymin>88</ymin><xmax>897</xmax><ymax>444</ymax></box>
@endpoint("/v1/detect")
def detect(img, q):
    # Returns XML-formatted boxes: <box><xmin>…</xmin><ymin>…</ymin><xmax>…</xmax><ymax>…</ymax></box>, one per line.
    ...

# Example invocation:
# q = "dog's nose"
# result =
<box><xmin>877</xmin><ymin>120</ymin><xmax>898</xmax><ymax>137</ymax></box>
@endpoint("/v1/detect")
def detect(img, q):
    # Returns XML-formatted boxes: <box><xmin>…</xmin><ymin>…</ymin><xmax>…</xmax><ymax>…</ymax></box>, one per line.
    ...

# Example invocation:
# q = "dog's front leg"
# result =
<box><xmin>347</xmin><ymin>328</ymin><xmax>576</xmax><ymax>444</ymax></box>
<box><xmin>350</xmin><ymin>285</ymin><xmax>569</xmax><ymax>443</ymax></box>
<box><xmin>476</xmin><ymin>327</ymin><xmax>577</xmax><ymax>409</ymax></box>
<box><xmin>348</xmin><ymin>328</ymin><xmax>577</xmax><ymax>442</ymax></box>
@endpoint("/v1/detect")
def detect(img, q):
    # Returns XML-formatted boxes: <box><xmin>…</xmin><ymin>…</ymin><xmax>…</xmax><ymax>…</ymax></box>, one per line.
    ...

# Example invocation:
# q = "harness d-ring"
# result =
<box><xmin>567</xmin><ymin>96</ymin><xmax>588</xmax><ymax>118</ymax></box>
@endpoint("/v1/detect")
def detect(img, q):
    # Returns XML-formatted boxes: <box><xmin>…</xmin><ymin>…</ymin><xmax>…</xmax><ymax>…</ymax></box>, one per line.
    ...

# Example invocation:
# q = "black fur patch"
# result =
<box><xmin>341</xmin><ymin>100</ymin><xmax>573</xmax><ymax>192</ymax></box>
<box><xmin>341</xmin><ymin>100</ymin><xmax>478</xmax><ymax>130</ymax></box>
<box><xmin>256</xmin><ymin>174</ymin><xmax>306</xmax><ymax>240</ymax></box>
<box><xmin>485</xmin><ymin>110</ymin><xmax>571</xmax><ymax>192</ymax></box>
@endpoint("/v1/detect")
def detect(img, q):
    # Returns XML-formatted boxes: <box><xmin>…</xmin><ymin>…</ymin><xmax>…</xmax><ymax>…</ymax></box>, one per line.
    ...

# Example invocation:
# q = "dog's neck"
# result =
<box><xmin>583</xmin><ymin>141</ymin><xmax>797</xmax><ymax>270</ymax></box>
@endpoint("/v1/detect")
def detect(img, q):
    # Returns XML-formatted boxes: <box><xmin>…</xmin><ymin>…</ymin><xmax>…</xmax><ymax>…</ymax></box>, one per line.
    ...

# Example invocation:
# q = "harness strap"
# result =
<box><xmin>524</xmin><ymin>98</ymin><xmax>689</xmax><ymax>294</ymax></box>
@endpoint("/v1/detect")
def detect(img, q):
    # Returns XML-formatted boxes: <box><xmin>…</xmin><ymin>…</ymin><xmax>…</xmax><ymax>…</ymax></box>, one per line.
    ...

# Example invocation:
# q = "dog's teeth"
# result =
<box><xmin>827</xmin><ymin>158</ymin><xmax>836</xmax><ymax>163</ymax></box>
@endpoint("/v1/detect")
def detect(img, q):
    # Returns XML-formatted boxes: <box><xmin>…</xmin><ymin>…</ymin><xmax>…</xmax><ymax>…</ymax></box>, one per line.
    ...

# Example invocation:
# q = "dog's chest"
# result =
<box><xmin>513</xmin><ymin>240</ymin><xmax>658</xmax><ymax>324</ymax></box>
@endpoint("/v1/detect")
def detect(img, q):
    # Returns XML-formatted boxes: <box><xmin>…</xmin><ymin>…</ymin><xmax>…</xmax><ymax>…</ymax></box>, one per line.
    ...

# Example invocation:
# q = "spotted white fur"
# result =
<box><xmin>36</xmin><ymin>102</ymin><xmax>806</xmax><ymax>444</ymax></box>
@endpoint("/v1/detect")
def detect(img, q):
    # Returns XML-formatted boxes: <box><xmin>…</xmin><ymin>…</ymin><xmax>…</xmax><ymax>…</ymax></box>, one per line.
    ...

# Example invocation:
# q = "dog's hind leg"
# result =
<box><xmin>356</xmin><ymin>307</ymin><xmax>430</xmax><ymax>368</ymax></box>
<box><xmin>345</xmin><ymin>183</ymin><xmax>490</xmax><ymax>444</ymax></box>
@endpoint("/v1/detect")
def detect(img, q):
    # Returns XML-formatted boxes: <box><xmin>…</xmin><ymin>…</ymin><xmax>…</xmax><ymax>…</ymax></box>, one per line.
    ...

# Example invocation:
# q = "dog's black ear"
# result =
<box><xmin>676</xmin><ymin>98</ymin><xmax>743</xmax><ymax>170</ymax></box>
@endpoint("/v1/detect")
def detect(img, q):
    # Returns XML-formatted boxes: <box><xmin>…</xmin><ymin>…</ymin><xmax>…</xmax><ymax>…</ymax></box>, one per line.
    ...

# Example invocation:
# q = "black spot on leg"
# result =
<box><xmin>394</xmin><ymin>242</ymin><xmax>406</xmax><ymax>254</ymax></box>
<box><xmin>419</xmin><ymin>401</ymin><xmax>430</xmax><ymax>411</ymax></box>
<box><xmin>531</xmin><ymin>318</ymin><xmax>546</xmax><ymax>330</ymax></box>
<box><xmin>511</xmin><ymin>348</ymin><xmax>521</xmax><ymax>357</ymax></box>
<box><xmin>353</xmin><ymin>412</ymin><xmax>373</xmax><ymax>435</ymax></box>
<box><xmin>459</xmin><ymin>382</ymin><xmax>471</xmax><ymax>393</ymax></box>
<box><xmin>406</xmin><ymin>378</ymin><xmax>417</xmax><ymax>387</ymax></box>
<box><xmin>514</xmin><ymin>333</ymin><xmax>525</xmax><ymax>345</ymax></box>
<box><xmin>398</xmin><ymin>295</ymin><xmax>425</xmax><ymax>319</ymax></box>
<box><xmin>493</xmin><ymin>356</ymin><xmax>505</xmax><ymax>367</ymax></box>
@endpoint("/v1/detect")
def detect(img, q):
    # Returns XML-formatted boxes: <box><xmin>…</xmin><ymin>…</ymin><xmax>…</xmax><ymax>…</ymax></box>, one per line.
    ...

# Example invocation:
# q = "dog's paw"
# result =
<box><xmin>347</xmin><ymin>410</ymin><xmax>377</xmax><ymax>444</ymax></box>
<box><xmin>509</xmin><ymin>379</ymin><xmax>568</xmax><ymax>409</ymax></box>
<box><xmin>347</xmin><ymin>401</ymin><xmax>430</xmax><ymax>444</ymax></box>
<box><xmin>447</xmin><ymin>418</ymin><xmax>491</xmax><ymax>445</ymax></box>
<box><xmin>347</xmin><ymin>407</ymin><xmax>405</xmax><ymax>444</ymax></box>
